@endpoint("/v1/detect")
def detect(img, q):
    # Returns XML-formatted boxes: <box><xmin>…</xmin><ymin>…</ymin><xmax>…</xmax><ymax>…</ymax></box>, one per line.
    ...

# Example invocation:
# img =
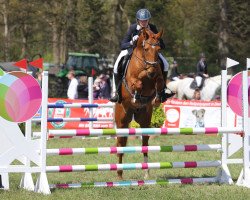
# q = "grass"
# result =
<box><xmin>1</xmin><ymin>135</ymin><xmax>250</xmax><ymax>200</ymax></box>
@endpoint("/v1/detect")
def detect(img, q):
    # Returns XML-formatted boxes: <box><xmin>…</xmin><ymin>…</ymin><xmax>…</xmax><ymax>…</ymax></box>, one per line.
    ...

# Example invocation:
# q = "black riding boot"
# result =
<box><xmin>110</xmin><ymin>73</ymin><xmax>122</xmax><ymax>103</ymax></box>
<box><xmin>199</xmin><ymin>77</ymin><xmax>205</xmax><ymax>89</ymax></box>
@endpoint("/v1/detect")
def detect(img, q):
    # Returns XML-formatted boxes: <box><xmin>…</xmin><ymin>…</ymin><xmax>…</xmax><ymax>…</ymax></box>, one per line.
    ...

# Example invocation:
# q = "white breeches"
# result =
<box><xmin>158</xmin><ymin>53</ymin><xmax>169</xmax><ymax>72</ymax></box>
<box><xmin>113</xmin><ymin>50</ymin><xmax>169</xmax><ymax>73</ymax></box>
<box><xmin>113</xmin><ymin>50</ymin><xmax>128</xmax><ymax>74</ymax></box>
<box><xmin>195</xmin><ymin>76</ymin><xmax>202</xmax><ymax>87</ymax></box>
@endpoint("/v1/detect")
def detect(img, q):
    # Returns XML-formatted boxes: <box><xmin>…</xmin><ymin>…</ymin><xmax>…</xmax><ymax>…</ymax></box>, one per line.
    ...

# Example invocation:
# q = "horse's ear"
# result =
<box><xmin>156</xmin><ymin>29</ymin><xmax>163</xmax><ymax>39</ymax></box>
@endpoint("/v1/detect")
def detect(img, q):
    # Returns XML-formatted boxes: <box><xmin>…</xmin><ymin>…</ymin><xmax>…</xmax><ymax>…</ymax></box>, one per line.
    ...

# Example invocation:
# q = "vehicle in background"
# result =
<box><xmin>49</xmin><ymin>52</ymin><xmax>100</xmax><ymax>97</ymax></box>
<box><xmin>57</xmin><ymin>52</ymin><xmax>99</xmax><ymax>78</ymax></box>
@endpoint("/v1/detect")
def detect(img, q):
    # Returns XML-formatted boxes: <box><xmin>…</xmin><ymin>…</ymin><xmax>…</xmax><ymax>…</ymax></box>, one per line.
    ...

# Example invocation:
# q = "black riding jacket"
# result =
<box><xmin>196</xmin><ymin>60</ymin><xmax>208</xmax><ymax>77</ymax></box>
<box><xmin>120</xmin><ymin>23</ymin><xmax>165</xmax><ymax>52</ymax></box>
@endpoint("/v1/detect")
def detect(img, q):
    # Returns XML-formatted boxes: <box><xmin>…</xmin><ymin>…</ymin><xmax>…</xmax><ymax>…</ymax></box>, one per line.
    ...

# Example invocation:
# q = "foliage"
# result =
<box><xmin>150</xmin><ymin>104</ymin><xmax>166</xmax><ymax>128</ymax></box>
<box><xmin>129</xmin><ymin>104</ymin><xmax>166</xmax><ymax>128</ymax></box>
<box><xmin>0</xmin><ymin>0</ymin><xmax>248</xmax><ymax>73</ymax></box>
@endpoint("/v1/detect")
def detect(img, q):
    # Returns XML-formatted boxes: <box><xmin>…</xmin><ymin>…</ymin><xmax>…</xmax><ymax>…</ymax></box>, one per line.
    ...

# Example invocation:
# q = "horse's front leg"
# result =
<box><xmin>115</xmin><ymin>103</ymin><xmax>132</xmax><ymax>180</ymax></box>
<box><xmin>152</xmin><ymin>76</ymin><xmax>165</xmax><ymax>106</ymax></box>
<box><xmin>116</xmin><ymin>137</ymin><xmax>128</xmax><ymax>180</ymax></box>
<box><xmin>142</xmin><ymin>136</ymin><xmax>150</xmax><ymax>179</ymax></box>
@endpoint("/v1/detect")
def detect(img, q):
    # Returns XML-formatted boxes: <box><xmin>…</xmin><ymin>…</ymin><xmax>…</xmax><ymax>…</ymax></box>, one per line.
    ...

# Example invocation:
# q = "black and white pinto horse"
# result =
<box><xmin>167</xmin><ymin>75</ymin><xmax>231</xmax><ymax>101</ymax></box>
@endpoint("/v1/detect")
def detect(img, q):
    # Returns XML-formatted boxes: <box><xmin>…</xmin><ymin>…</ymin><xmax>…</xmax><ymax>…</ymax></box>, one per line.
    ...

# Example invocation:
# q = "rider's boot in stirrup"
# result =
<box><xmin>110</xmin><ymin>73</ymin><xmax>122</xmax><ymax>103</ymax></box>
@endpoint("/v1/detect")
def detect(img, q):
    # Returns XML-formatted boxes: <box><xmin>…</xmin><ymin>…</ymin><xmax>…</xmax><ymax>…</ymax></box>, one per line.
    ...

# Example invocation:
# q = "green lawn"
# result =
<box><xmin>1</xmin><ymin>135</ymin><xmax>250</xmax><ymax>200</ymax></box>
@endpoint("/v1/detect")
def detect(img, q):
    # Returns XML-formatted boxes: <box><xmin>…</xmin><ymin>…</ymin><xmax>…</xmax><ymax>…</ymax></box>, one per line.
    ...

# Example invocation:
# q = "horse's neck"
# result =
<box><xmin>126</xmin><ymin>49</ymin><xmax>144</xmax><ymax>77</ymax></box>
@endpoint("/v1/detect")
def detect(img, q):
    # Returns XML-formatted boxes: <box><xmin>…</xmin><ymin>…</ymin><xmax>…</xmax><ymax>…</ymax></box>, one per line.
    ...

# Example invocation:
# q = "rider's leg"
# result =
<box><xmin>158</xmin><ymin>53</ymin><xmax>175</xmax><ymax>101</ymax></box>
<box><xmin>110</xmin><ymin>50</ymin><xmax>128</xmax><ymax>103</ymax></box>
<box><xmin>195</xmin><ymin>76</ymin><xmax>202</xmax><ymax>88</ymax></box>
<box><xmin>200</xmin><ymin>76</ymin><xmax>205</xmax><ymax>89</ymax></box>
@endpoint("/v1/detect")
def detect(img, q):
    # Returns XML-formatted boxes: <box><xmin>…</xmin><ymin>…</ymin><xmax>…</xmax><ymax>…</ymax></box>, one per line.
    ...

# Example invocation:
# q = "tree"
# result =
<box><xmin>218</xmin><ymin>0</ymin><xmax>229</xmax><ymax>69</ymax></box>
<box><xmin>0</xmin><ymin>0</ymin><xmax>10</xmax><ymax>61</ymax></box>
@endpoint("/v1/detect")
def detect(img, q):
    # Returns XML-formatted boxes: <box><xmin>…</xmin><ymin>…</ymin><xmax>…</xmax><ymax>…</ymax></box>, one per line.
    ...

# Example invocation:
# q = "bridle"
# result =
<box><xmin>133</xmin><ymin>36</ymin><xmax>161</xmax><ymax>69</ymax></box>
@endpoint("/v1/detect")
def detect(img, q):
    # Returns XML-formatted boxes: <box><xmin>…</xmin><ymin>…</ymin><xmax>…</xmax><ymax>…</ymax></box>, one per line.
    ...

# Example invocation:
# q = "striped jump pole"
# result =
<box><xmin>50</xmin><ymin>177</ymin><xmax>218</xmax><ymax>189</ymax></box>
<box><xmin>48</xmin><ymin>103</ymin><xmax>114</xmax><ymax>108</ymax></box>
<box><xmin>46</xmin><ymin>161</ymin><xmax>221</xmax><ymax>173</ymax></box>
<box><xmin>47</xmin><ymin>117</ymin><xmax>113</xmax><ymax>122</ymax></box>
<box><xmin>46</xmin><ymin>144</ymin><xmax>222</xmax><ymax>156</ymax></box>
<box><xmin>48</xmin><ymin>127</ymin><xmax>243</xmax><ymax>138</ymax></box>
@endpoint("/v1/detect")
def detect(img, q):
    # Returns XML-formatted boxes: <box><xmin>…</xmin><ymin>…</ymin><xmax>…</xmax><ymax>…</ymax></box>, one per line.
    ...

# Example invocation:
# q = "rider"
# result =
<box><xmin>195</xmin><ymin>52</ymin><xmax>209</xmax><ymax>89</ymax></box>
<box><xmin>170</xmin><ymin>60</ymin><xmax>181</xmax><ymax>81</ymax></box>
<box><xmin>110</xmin><ymin>8</ymin><xmax>174</xmax><ymax>103</ymax></box>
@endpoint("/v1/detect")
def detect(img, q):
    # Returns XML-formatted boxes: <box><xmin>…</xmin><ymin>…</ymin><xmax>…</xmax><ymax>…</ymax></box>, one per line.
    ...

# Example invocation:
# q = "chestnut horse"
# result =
<box><xmin>115</xmin><ymin>28</ymin><xmax>165</xmax><ymax>179</ymax></box>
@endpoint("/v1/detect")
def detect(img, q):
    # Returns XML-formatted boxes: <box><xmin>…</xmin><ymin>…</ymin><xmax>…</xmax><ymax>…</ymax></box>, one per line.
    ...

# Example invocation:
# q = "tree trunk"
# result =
<box><xmin>21</xmin><ymin>24</ymin><xmax>28</xmax><ymax>59</ymax></box>
<box><xmin>2</xmin><ymin>1</ymin><xmax>10</xmax><ymax>61</ymax></box>
<box><xmin>65</xmin><ymin>0</ymin><xmax>78</xmax><ymax>56</ymax></box>
<box><xmin>52</xmin><ymin>24</ymin><xmax>61</xmax><ymax>65</ymax></box>
<box><xmin>218</xmin><ymin>0</ymin><xmax>229</xmax><ymax>69</ymax></box>
<box><xmin>112</xmin><ymin>0</ymin><xmax>127</xmax><ymax>56</ymax></box>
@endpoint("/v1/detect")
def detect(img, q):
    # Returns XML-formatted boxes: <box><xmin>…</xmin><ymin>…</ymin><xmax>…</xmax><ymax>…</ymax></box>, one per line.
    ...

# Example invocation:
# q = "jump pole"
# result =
<box><xmin>34</xmin><ymin>71</ymin><xmax>50</xmax><ymax>195</ymax></box>
<box><xmin>237</xmin><ymin>58</ymin><xmax>250</xmax><ymax>187</ymax></box>
<box><xmin>220</xmin><ymin>58</ymin><xmax>240</xmax><ymax>184</ymax></box>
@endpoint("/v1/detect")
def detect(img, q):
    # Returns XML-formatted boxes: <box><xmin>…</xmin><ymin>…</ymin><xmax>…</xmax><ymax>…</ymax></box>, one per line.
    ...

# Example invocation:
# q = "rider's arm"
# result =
<box><xmin>120</xmin><ymin>24</ymin><xmax>137</xmax><ymax>50</ymax></box>
<box><xmin>204</xmin><ymin>61</ymin><xmax>208</xmax><ymax>74</ymax></box>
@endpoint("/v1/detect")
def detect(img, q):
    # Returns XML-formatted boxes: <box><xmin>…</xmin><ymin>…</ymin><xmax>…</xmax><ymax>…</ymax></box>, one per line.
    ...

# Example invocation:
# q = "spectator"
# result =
<box><xmin>36</xmin><ymin>71</ymin><xmax>42</xmax><ymax>86</ymax></box>
<box><xmin>193</xmin><ymin>88</ymin><xmax>201</xmax><ymax>100</ymax></box>
<box><xmin>170</xmin><ymin>61</ymin><xmax>181</xmax><ymax>81</ymax></box>
<box><xmin>195</xmin><ymin>53</ymin><xmax>209</xmax><ymax>89</ymax></box>
<box><xmin>67</xmin><ymin>70</ymin><xmax>78</xmax><ymax>99</ymax></box>
<box><xmin>93</xmin><ymin>75</ymin><xmax>102</xmax><ymax>99</ymax></box>
<box><xmin>77</xmin><ymin>75</ymin><xmax>88</xmax><ymax>99</ymax></box>
<box><xmin>99</xmin><ymin>74</ymin><xmax>111</xmax><ymax>99</ymax></box>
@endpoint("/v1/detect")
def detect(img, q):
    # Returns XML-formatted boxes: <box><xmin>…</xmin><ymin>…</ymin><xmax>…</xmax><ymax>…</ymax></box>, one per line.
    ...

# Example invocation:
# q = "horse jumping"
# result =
<box><xmin>115</xmin><ymin>28</ymin><xmax>165</xmax><ymax>179</ymax></box>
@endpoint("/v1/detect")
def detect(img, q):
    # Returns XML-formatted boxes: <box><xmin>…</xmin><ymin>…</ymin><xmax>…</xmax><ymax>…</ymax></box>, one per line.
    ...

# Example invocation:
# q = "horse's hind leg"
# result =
<box><xmin>116</xmin><ymin>137</ymin><xmax>128</xmax><ymax>180</ymax></box>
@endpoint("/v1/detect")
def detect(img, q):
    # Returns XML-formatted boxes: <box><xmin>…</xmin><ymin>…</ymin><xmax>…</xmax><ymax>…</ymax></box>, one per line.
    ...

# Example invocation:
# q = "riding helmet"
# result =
<box><xmin>136</xmin><ymin>9</ymin><xmax>151</xmax><ymax>20</ymax></box>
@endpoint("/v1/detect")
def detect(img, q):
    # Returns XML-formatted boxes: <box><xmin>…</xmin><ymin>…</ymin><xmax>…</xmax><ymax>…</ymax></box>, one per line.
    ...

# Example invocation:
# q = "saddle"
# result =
<box><xmin>190</xmin><ymin>79</ymin><xmax>198</xmax><ymax>89</ymax></box>
<box><xmin>190</xmin><ymin>76</ymin><xmax>205</xmax><ymax>90</ymax></box>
